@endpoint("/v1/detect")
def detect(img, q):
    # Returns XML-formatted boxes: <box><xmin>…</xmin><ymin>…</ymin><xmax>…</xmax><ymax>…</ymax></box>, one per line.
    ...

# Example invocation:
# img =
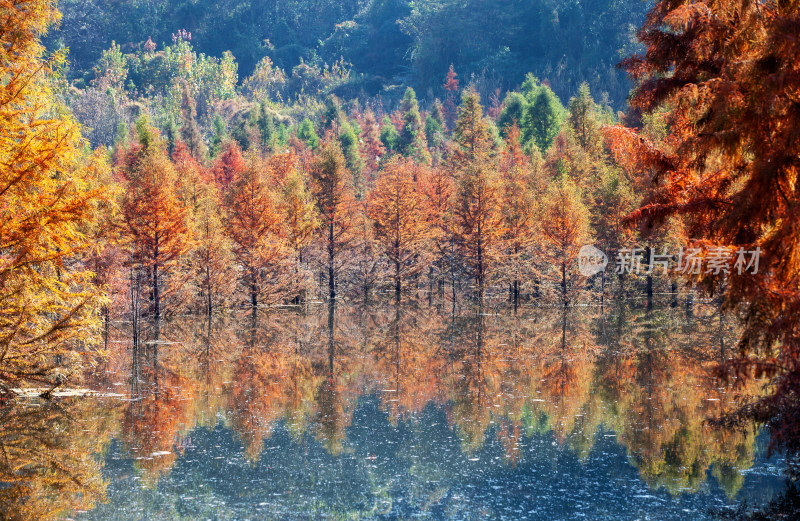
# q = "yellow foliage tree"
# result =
<box><xmin>0</xmin><ymin>0</ymin><xmax>106</xmax><ymax>395</ymax></box>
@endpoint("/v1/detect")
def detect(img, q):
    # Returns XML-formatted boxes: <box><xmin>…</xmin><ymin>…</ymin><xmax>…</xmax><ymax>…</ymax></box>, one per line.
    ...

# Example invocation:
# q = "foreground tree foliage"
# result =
<box><xmin>604</xmin><ymin>0</ymin><xmax>800</xmax><ymax>464</ymax></box>
<box><xmin>0</xmin><ymin>0</ymin><xmax>105</xmax><ymax>396</ymax></box>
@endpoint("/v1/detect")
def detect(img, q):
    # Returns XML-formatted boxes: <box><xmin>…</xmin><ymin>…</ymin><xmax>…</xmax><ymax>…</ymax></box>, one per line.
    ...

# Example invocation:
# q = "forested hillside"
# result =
<box><xmin>47</xmin><ymin>0</ymin><xmax>647</xmax><ymax>107</ymax></box>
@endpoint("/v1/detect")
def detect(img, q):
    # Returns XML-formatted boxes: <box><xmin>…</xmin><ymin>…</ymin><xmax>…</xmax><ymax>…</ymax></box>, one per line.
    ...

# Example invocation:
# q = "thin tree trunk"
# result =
<box><xmin>250</xmin><ymin>267</ymin><xmax>258</xmax><ymax>310</ymax></box>
<box><xmin>328</xmin><ymin>221</ymin><xmax>336</xmax><ymax>300</ymax></box>
<box><xmin>152</xmin><ymin>263</ymin><xmax>160</xmax><ymax>321</ymax></box>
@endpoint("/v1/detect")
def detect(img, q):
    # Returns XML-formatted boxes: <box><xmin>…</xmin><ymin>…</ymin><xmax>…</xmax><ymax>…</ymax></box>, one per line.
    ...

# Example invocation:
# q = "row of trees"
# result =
<box><xmin>104</xmin><ymin>79</ymin><xmax>654</xmax><ymax>322</ymax></box>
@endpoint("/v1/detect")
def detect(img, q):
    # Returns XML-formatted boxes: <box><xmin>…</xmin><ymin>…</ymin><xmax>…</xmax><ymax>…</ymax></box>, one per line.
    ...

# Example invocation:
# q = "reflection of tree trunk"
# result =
<box><xmin>328</xmin><ymin>221</ymin><xmax>336</xmax><ymax>301</ymax></box>
<box><xmin>130</xmin><ymin>268</ymin><xmax>142</xmax><ymax>395</ymax></box>
<box><xmin>152</xmin><ymin>317</ymin><xmax>160</xmax><ymax>396</ymax></box>
<box><xmin>152</xmin><ymin>261</ymin><xmax>160</xmax><ymax>321</ymax></box>
<box><xmin>561</xmin><ymin>260</ymin><xmax>567</xmax><ymax>306</ymax></box>
<box><xmin>327</xmin><ymin>299</ymin><xmax>335</xmax><ymax>374</ymax></box>
<box><xmin>248</xmin><ymin>307</ymin><xmax>258</xmax><ymax>350</ymax></box>
<box><xmin>393</xmin><ymin>302</ymin><xmax>401</xmax><ymax>407</ymax></box>
<box><xmin>670</xmin><ymin>281</ymin><xmax>678</xmax><ymax>308</ymax></box>
<box><xmin>394</xmin><ymin>256</ymin><xmax>401</xmax><ymax>303</ymax></box>
<box><xmin>250</xmin><ymin>266</ymin><xmax>258</xmax><ymax>310</ymax></box>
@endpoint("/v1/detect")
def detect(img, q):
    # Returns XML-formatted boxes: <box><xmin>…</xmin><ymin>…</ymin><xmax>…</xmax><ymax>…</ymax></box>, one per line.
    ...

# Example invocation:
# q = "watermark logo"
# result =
<box><xmin>576</xmin><ymin>245</ymin><xmax>761</xmax><ymax>276</ymax></box>
<box><xmin>578</xmin><ymin>245</ymin><xmax>609</xmax><ymax>277</ymax></box>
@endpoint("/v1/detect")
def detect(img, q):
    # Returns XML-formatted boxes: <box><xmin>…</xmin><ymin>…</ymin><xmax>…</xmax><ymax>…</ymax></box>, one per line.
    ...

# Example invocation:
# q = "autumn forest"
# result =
<box><xmin>1</xmin><ymin>0</ymin><xmax>799</xmax><ymax>519</ymax></box>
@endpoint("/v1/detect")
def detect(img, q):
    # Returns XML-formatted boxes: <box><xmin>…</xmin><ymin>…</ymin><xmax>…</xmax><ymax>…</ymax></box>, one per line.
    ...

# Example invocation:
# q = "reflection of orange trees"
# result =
<box><xmin>87</xmin><ymin>302</ymin><xmax>767</xmax><ymax>493</ymax></box>
<box><xmin>370</xmin><ymin>304</ymin><xmax>447</xmax><ymax>422</ymax></box>
<box><xmin>593</xmin><ymin>310</ymin><xmax>761</xmax><ymax>496</ymax></box>
<box><xmin>309</xmin><ymin>304</ymin><xmax>367</xmax><ymax>455</ymax></box>
<box><xmin>443</xmin><ymin>312</ymin><xmax>527</xmax><ymax>455</ymax></box>
<box><xmin>227</xmin><ymin>347</ymin><xmax>320</xmax><ymax>461</ymax></box>
<box><xmin>121</xmin><ymin>356</ymin><xmax>197</xmax><ymax>485</ymax></box>
<box><xmin>0</xmin><ymin>400</ymin><xmax>119</xmax><ymax>521</ymax></box>
<box><xmin>525</xmin><ymin>310</ymin><xmax>598</xmax><ymax>455</ymax></box>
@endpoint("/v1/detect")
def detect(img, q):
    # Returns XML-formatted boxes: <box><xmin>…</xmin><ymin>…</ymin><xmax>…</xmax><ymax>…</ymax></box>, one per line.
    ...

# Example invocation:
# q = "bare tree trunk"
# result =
<box><xmin>328</xmin><ymin>221</ymin><xmax>336</xmax><ymax>300</ymax></box>
<box><xmin>152</xmin><ymin>263</ymin><xmax>160</xmax><ymax>321</ymax></box>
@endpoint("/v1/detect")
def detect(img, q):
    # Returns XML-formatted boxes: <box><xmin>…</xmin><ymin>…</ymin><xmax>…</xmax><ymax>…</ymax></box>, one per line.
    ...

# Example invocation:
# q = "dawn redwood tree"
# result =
<box><xmin>223</xmin><ymin>153</ymin><xmax>287</xmax><ymax>309</ymax></box>
<box><xmin>499</xmin><ymin>125</ymin><xmax>537</xmax><ymax>309</ymax></box>
<box><xmin>452</xmin><ymin>89</ymin><xmax>504</xmax><ymax>300</ymax></box>
<box><xmin>309</xmin><ymin>137</ymin><xmax>356</xmax><ymax>300</ymax></box>
<box><xmin>540</xmin><ymin>175</ymin><xmax>590</xmax><ymax>306</ymax></box>
<box><xmin>171</xmin><ymin>142</ymin><xmax>234</xmax><ymax>313</ymax></box>
<box><xmin>443</xmin><ymin>64</ymin><xmax>460</xmax><ymax>130</ymax></box>
<box><xmin>603</xmin><ymin>0</ymin><xmax>800</xmax><ymax>459</ymax></box>
<box><xmin>211</xmin><ymin>140</ymin><xmax>247</xmax><ymax>191</ymax></box>
<box><xmin>420</xmin><ymin>164</ymin><xmax>456</xmax><ymax>296</ymax></box>
<box><xmin>357</xmin><ymin>108</ymin><xmax>387</xmax><ymax>185</ymax></box>
<box><xmin>368</xmin><ymin>158</ymin><xmax>432</xmax><ymax>301</ymax></box>
<box><xmin>0</xmin><ymin>0</ymin><xmax>108</xmax><ymax>394</ymax></box>
<box><xmin>279</xmin><ymin>161</ymin><xmax>320</xmax><ymax>302</ymax></box>
<box><xmin>192</xmin><ymin>187</ymin><xmax>233</xmax><ymax>315</ymax></box>
<box><xmin>119</xmin><ymin>118</ymin><xmax>194</xmax><ymax>321</ymax></box>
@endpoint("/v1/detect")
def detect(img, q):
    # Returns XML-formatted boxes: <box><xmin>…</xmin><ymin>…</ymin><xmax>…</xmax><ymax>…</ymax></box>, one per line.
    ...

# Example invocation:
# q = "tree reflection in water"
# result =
<box><xmin>0</xmin><ymin>301</ymin><xmax>789</xmax><ymax>519</ymax></box>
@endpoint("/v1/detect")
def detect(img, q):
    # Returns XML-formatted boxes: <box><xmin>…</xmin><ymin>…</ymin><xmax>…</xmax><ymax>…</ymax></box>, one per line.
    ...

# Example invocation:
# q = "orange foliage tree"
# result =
<box><xmin>603</xmin><ymin>0</ymin><xmax>800</xmax><ymax>460</ymax></box>
<box><xmin>499</xmin><ymin>125</ymin><xmax>537</xmax><ymax>308</ymax></box>
<box><xmin>223</xmin><ymin>153</ymin><xmax>288</xmax><ymax>308</ymax></box>
<box><xmin>540</xmin><ymin>176</ymin><xmax>590</xmax><ymax>305</ymax></box>
<box><xmin>368</xmin><ymin>158</ymin><xmax>432</xmax><ymax>300</ymax></box>
<box><xmin>0</xmin><ymin>0</ymin><xmax>107</xmax><ymax>394</ymax></box>
<box><xmin>309</xmin><ymin>137</ymin><xmax>355</xmax><ymax>300</ymax></box>
<box><xmin>172</xmin><ymin>145</ymin><xmax>233</xmax><ymax>315</ymax></box>
<box><xmin>118</xmin><ymin>118</ymin><xmax>194</xmax><ymax>320</ymax></box>
<box><xmin>279</xmin><ymin>160</ymin><xmax>320</xmax><ymax>302</ymax></box>
<box><xmin>451</xmin><ymin>89</ymin><xmax>504</xmax><ymax>300</ymax></box>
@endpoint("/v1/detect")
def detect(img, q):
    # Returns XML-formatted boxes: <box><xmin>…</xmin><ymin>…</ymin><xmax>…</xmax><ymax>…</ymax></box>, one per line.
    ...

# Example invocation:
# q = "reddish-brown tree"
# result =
<box><xmin>118</xmin><ymin>120</ymin><xmax>194</xmax><ymax>320</ymax></box>
<box><xmin>223</xmin><ymin>153</ymin><xmax>288</xmax><ymax>308</ymax></box>
<box><xmin>368</xmin><ymin>158</ymin><xmax>432</xmax><ymax>300</ymax></box>
<box><xmin>499</xmin><ymin>125</ymin><xmax>537</xmax><ymax>308</ymax></box>
<box><xmin>309</xmin><ymin>137</ymin><xmax>356</xmax><ymax>300</ymax></box>
<box><xmin>210</xmin><ymin>140</ymin><xmax>247</xmax><ymax>191</ymax></box>
<box><xmin>603</xmin><ymin>0</ymin><xmax>800</xmax><ymax>459</ymax></box>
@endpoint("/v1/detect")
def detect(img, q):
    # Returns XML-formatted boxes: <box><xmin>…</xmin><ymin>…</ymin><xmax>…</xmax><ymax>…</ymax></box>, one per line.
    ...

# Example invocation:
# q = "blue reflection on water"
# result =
<box><xmin>82</xmin><ymin>395</ymin><xmax>785</xmax><ymax>520</ymax></box>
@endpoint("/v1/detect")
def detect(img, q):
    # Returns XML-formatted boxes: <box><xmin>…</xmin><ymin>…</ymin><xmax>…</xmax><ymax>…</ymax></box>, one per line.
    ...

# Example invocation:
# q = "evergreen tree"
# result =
<box><xmin>397</xmin><ymin>87</ymin><xmax>431</xmax><ymax>163</ymax></box>
<box><xmin>296</xmin><ymin>118</ymin><xmax>320</xmax><ymax>149</ymax></box>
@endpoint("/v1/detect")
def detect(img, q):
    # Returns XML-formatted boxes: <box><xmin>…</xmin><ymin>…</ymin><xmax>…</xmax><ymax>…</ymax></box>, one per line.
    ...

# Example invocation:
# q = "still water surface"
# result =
<box><xmin>0</xmin><ymin>302</ymin><xmax>788</xmax><ymax>520</ymax></box>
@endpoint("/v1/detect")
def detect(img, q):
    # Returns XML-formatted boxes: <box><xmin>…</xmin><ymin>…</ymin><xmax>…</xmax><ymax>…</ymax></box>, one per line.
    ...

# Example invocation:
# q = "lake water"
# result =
<box><xmin>0</xmin><ymin>302</ymin><xmax>788</xmax><ymax>520</ymax></box>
